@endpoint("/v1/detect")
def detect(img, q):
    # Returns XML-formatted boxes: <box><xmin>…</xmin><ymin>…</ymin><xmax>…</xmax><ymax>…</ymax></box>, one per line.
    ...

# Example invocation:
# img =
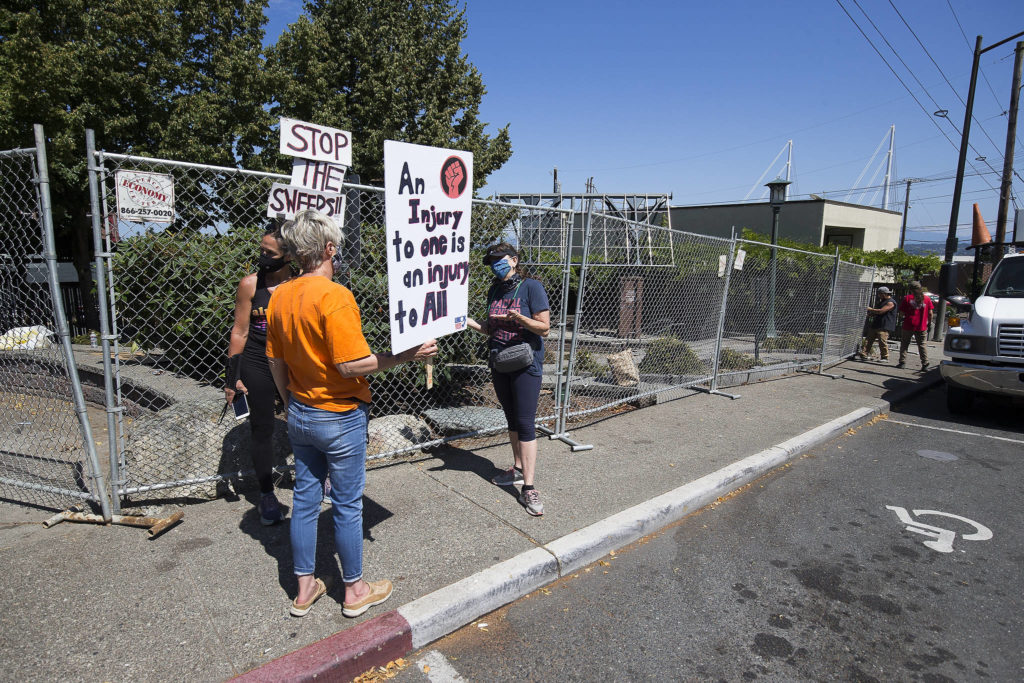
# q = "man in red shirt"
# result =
<box><xmin>896</xmin><ymin>281</ymin><xmax>934</xmax><ymax>370</ymax></box>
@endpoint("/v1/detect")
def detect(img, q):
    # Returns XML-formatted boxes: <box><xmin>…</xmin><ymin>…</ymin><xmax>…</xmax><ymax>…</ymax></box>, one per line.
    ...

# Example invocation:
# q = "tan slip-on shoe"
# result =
<box><xmin>289</xmin><ymin>577</ymin><xmax>327</xmax><ymax>617</ymax></box>
<box><xmin>342</xmin><ymin>579</ymin><xmax>393</xmax><ymax>618</ymax></box>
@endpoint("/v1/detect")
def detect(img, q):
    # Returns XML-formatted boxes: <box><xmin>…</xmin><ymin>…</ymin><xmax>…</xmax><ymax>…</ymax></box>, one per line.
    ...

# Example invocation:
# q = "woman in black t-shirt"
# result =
<box><xmin>468</xmin><ymin>243</ymin><xmax>550</xmax><ymax>516</ymax></box>
<box><xmin>224</xmin><ymin>226</ymin><xmax>293</xmax><ymax>525</ymax></box>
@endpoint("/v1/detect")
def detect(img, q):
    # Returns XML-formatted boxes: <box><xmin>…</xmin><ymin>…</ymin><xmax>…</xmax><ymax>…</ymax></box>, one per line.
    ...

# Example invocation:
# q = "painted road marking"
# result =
<box><xmin>886</xmin><ymin>505</ymin><xmax>993</xmax><ymax>553</ymax></box>
<box><xmin>417</xmin><ymin>650</ymin><xmax>468</xmax><ymax>682</ymax></box>
<box><xmin>885</xmin><ymin>419</ymin><xmax>1024</xmax><ymax>445</ymax></box>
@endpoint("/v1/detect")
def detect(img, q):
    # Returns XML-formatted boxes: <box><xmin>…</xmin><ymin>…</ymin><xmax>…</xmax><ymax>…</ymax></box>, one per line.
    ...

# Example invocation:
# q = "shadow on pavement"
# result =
<box><xmin>237</xmin><ymin>493</ymin><xmax>394</xmax><ymax>602</ymax></box>
<box><xmin>426</xmin><ymin>445</ymin><xmax>521</xmax><ymax>500</ymax></box>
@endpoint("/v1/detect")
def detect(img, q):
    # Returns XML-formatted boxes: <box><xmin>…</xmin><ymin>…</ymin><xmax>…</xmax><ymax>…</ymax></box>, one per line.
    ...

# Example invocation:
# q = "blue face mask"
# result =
<box><xmin>490</xmin><ymin>257</ymin><xmax>511</xmax><ymax>279</ymax></box>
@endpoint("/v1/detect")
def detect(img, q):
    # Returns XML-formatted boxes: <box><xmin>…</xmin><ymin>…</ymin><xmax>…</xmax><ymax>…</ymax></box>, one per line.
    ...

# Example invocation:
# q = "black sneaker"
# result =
<box><xmin>259</xmin><ymin>492</ymin><xmax>283</xmax><ymax>526</ymax></box>
<box><xmin>895</xmin><ymin>362</ymin><xmax>905</xmax><ymax>369</ymax></box>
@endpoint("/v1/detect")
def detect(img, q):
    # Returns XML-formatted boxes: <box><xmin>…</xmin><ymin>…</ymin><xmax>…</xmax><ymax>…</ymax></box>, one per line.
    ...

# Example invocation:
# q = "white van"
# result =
<box><xmin>941</xmin><ymin>252</ymin><xmax>1024</xmax><ymax>412</ymax></box>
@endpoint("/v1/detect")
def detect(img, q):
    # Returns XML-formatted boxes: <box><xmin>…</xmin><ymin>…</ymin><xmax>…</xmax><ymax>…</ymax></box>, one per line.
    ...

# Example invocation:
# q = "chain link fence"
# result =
<box><xmin>0</xmin><ymin>142</ymin><xmax>865</xmax><ymax>511</ymax></box>
<box><xmin>90</xmin><ymin>151</ymin><xmax>580</xmax><ymax>505</ymax></box>
<box><xmin>823</xmin><ymin>260</ymin><xmax>877</xmax><ymax>367</ymax></box>
<box><xmin>563</xmin><ymin>212</ymin><xmax>732</xmax><ymax>420</ymax></box>
<box><xmin>0</xmin><ymin>139</ymin><xmax>108</xmax><ymax>514</ymax></box>
<box><xmin>711</xmin><ymin>240</ymin><xmax>835</xmax><ymax>388</ymax></box>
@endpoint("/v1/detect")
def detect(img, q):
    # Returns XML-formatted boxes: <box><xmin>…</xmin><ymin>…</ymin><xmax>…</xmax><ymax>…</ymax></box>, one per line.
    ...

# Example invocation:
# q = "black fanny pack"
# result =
<box><xmin>489</xmin><ymin>342</ymin><xmax>533</xmax><ymax>373</ymax></box>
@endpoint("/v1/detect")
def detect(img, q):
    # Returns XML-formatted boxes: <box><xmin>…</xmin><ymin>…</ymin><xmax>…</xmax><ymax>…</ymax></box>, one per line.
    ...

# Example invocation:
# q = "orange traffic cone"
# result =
<box><xmin>971</xmin><ymin>203</ymin><xmax>992</xmax><ymax>246</ymax></box>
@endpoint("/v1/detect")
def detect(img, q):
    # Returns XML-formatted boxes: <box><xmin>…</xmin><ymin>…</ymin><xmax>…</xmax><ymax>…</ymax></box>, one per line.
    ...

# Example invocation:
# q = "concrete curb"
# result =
<box><xmin>237</xmin><ymin>372</ymin><xmax>943</xmax><ymax>681</ymax></box>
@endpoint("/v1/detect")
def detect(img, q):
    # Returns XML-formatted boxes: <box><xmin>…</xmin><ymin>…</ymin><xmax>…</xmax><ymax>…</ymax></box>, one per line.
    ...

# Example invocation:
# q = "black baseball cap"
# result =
<box><xmin>482</xmin><ymin>244</ymin><xmax>517</xmax><ymax>265</ymax></box>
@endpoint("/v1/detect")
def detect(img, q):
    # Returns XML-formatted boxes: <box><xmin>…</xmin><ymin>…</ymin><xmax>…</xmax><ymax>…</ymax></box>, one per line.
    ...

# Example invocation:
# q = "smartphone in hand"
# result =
<box><xmin>233</xmin><ymin>393</ymin><xmax>250</xmax><ymax>420</ymax></box>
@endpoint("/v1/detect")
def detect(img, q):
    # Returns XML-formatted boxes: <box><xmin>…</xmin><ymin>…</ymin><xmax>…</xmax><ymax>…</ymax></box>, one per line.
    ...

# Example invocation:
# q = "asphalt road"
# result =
<box><xmin>393</xmin><ymin>386</ymin><xmax>1024</xmax><ymax>682</ymax></box>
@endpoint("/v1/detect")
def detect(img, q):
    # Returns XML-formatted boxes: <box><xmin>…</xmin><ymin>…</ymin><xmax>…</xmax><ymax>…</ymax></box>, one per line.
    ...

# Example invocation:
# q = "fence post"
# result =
<box><xmin>33</xmin><ymin>124</ymin><xmax>112</xmax><ymax>521</ymax></box>
<box><xmin>548</xmin><ymin>210</ymin><xmax>576</xmax><ymax>438</ymax></box>
<box><xmin>86</xmin><ymin>129</ymin><xmax>122</xmax><ymax>514</ymax></box>
<box><xmin>555</xmin><ymin>206</ymin><xmax>594</xmax><ymax>452</ymax></box>
<box><xmin>709</xmin><ymin>236</ymin><xmax>738</xmax><ymax>394</ymax></box>
<box><xmin>819</xmin><ymin>246</ymin><xmax>842</xmax><ymax>373</ymax></box>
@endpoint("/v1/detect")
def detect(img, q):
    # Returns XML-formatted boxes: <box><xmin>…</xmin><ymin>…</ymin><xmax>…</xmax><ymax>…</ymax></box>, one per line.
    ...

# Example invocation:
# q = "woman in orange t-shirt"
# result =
<box><xmin>266</xmin><ymin>210</ymin><xmax>436</xmax><ymax>619</ymax></box>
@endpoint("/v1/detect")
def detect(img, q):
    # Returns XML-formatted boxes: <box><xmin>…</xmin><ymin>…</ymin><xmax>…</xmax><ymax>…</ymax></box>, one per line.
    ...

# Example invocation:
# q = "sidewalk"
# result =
<box><xmin>0</xmin><ymin>344</ymin><xmax>944</xmax><ymax>682</ymax></box>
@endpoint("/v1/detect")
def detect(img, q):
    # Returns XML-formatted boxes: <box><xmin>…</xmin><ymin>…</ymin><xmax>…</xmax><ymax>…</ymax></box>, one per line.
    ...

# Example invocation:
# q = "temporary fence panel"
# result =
<box><xmin>0</xmin><ymin>137</ymin><xmax>108</xmax><ymax>514</ymax></box>
<box><xmin>91</xmin><ymin>148</ymin><xmax>578</xmax><ymax>503</ymax></box>
<box><xmin>564</xmin><ymin>213</ymin><xmax>732</xmax><ymax>420</ymax></box>
<box><xmin>822</xmin><ymin>261</ymin><xmax>876</xmax><ymax>367</ymax></box>
<box><xmin>472</xmin><ymin>199</ymin><xmax>573</xmax><ymax>433</ymax></box>
<box><xmin>716</xmin><ymin>239</ymin><xmax>836</xmax><ymax>380</ymax></box>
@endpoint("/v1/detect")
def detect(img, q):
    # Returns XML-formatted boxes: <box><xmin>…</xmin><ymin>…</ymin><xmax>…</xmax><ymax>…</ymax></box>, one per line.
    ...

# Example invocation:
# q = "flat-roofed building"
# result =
<box><xmin>669</xmin><ymin>198</ymin><xmax>902</xmax><ymax>251</ymax></box>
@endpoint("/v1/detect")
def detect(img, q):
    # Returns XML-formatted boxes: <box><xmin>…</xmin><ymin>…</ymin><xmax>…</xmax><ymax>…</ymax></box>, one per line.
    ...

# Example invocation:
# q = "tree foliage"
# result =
<box><xmin>739</xmin><ymin>229</ymin><xmax>942</xmax><ymax>282</ymax></box>
<box><xmin>0</xmin><ymin>0</ymin><xmax>513</xmax><ymax>329</ymax></box>
<box><xmin>269</xmin><ymin>0</ymin><xmax>512</xmax><ymax>186</ymax></box>
<box><xmin>0</xmin><ymin>0</ymin><xmax>275</xmax><ymax>194</ymax></box>
<box><xmin>0</xmin><ymin>0</ymin><xmax>277</xmax><ymax>326</ymax></box>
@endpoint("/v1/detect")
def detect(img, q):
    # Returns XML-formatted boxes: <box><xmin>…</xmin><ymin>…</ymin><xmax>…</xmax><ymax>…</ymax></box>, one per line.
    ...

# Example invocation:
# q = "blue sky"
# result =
<box><xmin>265</xmin><ymin>1</ymin><xmax>1024</xmax><ymax>248</ymax></box>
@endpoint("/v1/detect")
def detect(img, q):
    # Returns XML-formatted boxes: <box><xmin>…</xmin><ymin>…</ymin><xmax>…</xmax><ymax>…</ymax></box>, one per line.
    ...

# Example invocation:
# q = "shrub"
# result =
<box><xmin>572</xmin><ymin>348</ymin><xmax>602</xmax><ymax>374</ymax></box>
<box><xmin>762</xmin><ymin>332</ymin><xmax>823</xmax><ymax>354</ymax></box>
<box><xmin>637</xmin><ymin>336</ymin><xmax>707</xmax><ymax>376</ymax></box>
<box><xmin>717</xmin><ymin>348</ymin><xmax>762</xmax><ymax>370</ymax></box>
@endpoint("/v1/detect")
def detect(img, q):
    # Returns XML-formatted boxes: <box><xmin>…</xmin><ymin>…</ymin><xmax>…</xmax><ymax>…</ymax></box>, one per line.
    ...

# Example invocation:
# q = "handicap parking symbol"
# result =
<box><xmin>885</xmin><ymin>505</ymin><xmax>993</xmax><ymax>554</ymax></box>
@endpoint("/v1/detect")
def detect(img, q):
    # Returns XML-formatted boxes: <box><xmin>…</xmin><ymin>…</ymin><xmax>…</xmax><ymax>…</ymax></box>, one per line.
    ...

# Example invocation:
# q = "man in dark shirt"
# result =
<box><xmin>858</xmin><ymin>286</ymin><xmax>897</xmax><ymax>362</ymax></box>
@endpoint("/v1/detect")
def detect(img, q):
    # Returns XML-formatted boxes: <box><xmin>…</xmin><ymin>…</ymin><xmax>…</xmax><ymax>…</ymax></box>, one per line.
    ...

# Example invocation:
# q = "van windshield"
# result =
<box><xmin>984</xmin><ymin>257</ymin><xmax>1024</xmax><ymax>298</ymax></box>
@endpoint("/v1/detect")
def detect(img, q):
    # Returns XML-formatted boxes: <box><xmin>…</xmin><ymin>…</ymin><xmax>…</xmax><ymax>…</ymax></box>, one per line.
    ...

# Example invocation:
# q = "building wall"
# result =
<box><xmin>669</xmin><ymin>200</ymin><xmax>901</xmax><ymax>251</ymax></box>
<box><xmin>821</xmin><ymin>203</ymin><xmax>901</xmax><ymax>251</ymax></box>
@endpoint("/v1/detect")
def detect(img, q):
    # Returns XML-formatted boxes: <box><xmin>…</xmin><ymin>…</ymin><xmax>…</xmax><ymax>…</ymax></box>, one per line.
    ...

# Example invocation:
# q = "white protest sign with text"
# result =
<box><xmin>114</xmin><ymin>170</ymin><xmax>175</xmax><ymax>223</ymax></box>
<box><xmin>291</xmin><ymin>159</ymin><xmax>346</xmax><ymax>193</ymax></box>
<box><xmin>279</xmin><ymin>117</ymin><xmax>352</xmax><ymax>166</ymax></box>
<box><xmin>266</xmin><ymin>182</ymin><xmax>347</xmax><ymax>223</ymax></box>
<box><xmin>384</xmin><ymin>140</ymin><xmax>472</xmax><ymax>353</ymax></box>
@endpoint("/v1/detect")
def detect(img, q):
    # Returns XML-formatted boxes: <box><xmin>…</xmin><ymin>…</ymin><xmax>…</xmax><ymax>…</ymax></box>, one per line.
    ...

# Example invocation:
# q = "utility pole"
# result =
<box><xmin>995</xmin><ymin>41</ymin><xmax>1024</xmax><ymax>265</ymax></box>
<box><xmin>899</xmin><ymin>179</ymin><xmax>913</xmax><ymax>250</ymax></box>
<box><xmin>936</xmin><ymin>31</ymin><xmax>1024</xmax><ymax>341</ymax></box>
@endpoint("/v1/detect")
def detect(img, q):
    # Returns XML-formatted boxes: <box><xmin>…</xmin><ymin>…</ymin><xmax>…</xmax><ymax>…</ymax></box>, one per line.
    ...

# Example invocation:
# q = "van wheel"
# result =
<box><xmin>946</xmin><ymin>385</ymin><xmax>974</xmax><ymax>414</ymax></box>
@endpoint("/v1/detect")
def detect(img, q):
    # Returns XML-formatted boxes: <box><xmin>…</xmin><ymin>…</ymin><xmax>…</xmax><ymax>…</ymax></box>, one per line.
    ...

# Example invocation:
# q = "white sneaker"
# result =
<box><xmin>492</xmin><ymin>467</ymin><xmax>524</xmax><ymax>486</ymax></box>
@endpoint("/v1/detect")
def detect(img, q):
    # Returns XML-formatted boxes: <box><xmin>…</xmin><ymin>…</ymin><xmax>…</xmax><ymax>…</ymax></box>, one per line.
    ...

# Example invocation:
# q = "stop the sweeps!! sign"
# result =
<box><xmin>114</xmin><ymin>170</ymin><xmax>175</xmax><ymax>223</ymax></box>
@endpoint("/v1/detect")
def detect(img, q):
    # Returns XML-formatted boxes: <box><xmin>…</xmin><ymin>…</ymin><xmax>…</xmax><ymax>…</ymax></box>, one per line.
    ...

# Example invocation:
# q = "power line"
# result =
<box><xmin>844</xmin><ymin>0</ymin><xmax>1005</xmax><ymax>198</ymax></box>
<box><xmin>947</xmin><ymin>0</ymin><xmax>1007</xmax><ymax>114</ymax></box>
<box><xmin>836</xmin><ymin>0</ymin><xmax>960</xmax><ymax>152</ymax></box>
<box><xmin>889</xmin><ymin>0</ymin><xmax>1006</xmax><ymax>160</ymax></box>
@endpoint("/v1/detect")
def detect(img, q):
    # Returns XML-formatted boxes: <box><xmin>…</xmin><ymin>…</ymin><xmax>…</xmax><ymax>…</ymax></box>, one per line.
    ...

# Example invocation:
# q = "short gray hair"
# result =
<box><xmin>279</xmin><ymin>210</ymin><xmax>341</xmax><ymax>273</ymax></box>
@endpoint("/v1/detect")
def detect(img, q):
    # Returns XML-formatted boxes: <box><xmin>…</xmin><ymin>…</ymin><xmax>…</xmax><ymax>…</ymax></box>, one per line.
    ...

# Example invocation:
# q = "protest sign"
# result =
<box><xmin>279</xmin><ymin>117</ymin><xmax>352</xmax><ymax>166</ymax></box>
<box><xmin>384</xmin><ymin>140</ymin><xmax>473</xmax><ymax>353</ymax></box>
<box><xmin>291</xmin><ymin>159</ymin><xmax>346</xmax><ymax>193</ymax></box>
<box><xmin>114</xmin><ymin>170</ymin><xmax>175</xmax><ymax>223</ymax></box>
<box><xmin>266</xmin><ymin>182</ymin><xmax>347</xmax><ymax>222</ymax></box>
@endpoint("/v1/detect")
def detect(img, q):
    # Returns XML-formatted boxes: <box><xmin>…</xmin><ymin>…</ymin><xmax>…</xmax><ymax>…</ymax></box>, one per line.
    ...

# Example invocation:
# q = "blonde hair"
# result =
<box><xmin>279</xmin><ymin>210</ymin><xmax>341</xmax><ymax>273</ymax></box>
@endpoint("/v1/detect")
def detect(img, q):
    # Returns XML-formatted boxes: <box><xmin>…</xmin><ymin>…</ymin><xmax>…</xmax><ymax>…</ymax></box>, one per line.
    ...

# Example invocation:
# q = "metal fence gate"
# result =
<box><xmin>0</xmin><ymin>128</ymin><xmax>109</xmax><ymax>516</ymax></box>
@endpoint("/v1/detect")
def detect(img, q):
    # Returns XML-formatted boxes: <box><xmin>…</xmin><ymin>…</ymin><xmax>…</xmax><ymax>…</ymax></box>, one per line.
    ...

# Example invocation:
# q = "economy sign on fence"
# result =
<box><xmin>384</xmin><ymin>140</ymin><xmax>473</xmax><ymax>353</ymax></box>
<box><xmin>114</xmin><ymin>170</ymin><xmax>174</xmax><ymax>223</ymax></box>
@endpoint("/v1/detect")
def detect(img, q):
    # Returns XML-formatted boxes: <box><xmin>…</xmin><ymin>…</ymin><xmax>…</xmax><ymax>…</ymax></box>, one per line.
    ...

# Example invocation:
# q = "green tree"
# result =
<box><xmin>0</xmin><ymin>0</ymin><xmax>277</xmax><ymax>325</ymax></box>
<box><xmin>270</xmin><ymin>0</ymin><xmax>512</xmax><ymax>188</ymax></box>
<box><xmin>739</xmin><ymin>229</ymin><xmax>942</xmax><ymax>281</ymax></box>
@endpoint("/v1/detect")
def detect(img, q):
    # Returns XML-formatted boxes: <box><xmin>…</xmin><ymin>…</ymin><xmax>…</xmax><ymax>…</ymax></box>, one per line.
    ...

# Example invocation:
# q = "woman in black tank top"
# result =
<box><xmin>225</xmin><ymin>227</ymin><xmax>293</xmax><ymax>525</ymax></box>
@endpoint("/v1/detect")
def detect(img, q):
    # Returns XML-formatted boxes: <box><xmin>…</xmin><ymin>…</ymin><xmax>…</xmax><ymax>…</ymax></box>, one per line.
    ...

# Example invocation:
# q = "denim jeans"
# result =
<box><xmin>287</xmin><ymin>398</ymin><xmax>369</xmax><ymax>582</ymax></box>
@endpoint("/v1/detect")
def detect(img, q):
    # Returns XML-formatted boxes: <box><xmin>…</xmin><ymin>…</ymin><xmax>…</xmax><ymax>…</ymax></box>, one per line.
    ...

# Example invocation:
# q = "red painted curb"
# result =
<box><xmin>235</xmin><ymin>610</ymin><xmax>413</xmax><ymax>682</ymax></box>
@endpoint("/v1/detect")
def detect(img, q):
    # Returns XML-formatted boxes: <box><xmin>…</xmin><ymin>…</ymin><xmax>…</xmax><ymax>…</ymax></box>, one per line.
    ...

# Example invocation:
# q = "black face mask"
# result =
<box><xmin>258</xmin><ymin>254</ymin><xmax>288</xmax><ymax>273</ymax></box>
